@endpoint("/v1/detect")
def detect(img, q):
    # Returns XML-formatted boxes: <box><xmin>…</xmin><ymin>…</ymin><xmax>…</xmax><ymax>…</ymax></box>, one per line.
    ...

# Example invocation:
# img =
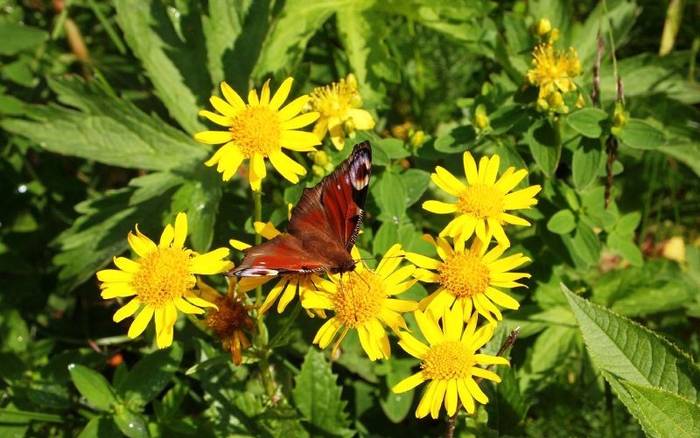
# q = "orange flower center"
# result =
<box><xmin>130</xmin><ymin>248</ymin><xmax>192</xmax><ymax>307</ymax></box>
<box><xmin>229</xmin><ymin>106</ymin><xmax>281</xmax><ymax>157</ymax></box>
<box><xmin>457</xmin><ymin>184</ymin><xmax>504</xmax><ymax>218</ymax></box>
<box><xmin>438</xmin><ymin>252</ymin><xmax>490</xmax><ymax>298</ymax></box>
<box><xmin>421</xmin><ymin>341</ymin><xmax>473</xmax><ymax>380</ymax></box>
<box><xmin>332</xmin><ymin>271</ymin><xmax>384</xmax><ymax>327</ymax></box>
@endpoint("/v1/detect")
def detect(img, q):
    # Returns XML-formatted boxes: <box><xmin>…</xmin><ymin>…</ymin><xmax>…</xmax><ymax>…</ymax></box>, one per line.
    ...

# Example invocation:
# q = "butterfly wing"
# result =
<box><xmin>231</xmin><ymin>234</ymin><xmax>329</xmax><ymax>276</ymax></box>
<box><xmin>230</xmin><ymin>141</ymin><xmax>372</xmax><ymax>277</ymax></box>
<box><xmin>288</xmin><ymin>141</ymin><xmax>372</xmax><ymax>250</ymax></box>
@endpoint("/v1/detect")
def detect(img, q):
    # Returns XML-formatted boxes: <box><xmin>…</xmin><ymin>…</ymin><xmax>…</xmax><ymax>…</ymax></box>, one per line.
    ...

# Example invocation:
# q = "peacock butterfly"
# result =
<box><xmin>230</xmin><ymin>141</ymin><xmax>372</xmax><ymax>277</ymax></box>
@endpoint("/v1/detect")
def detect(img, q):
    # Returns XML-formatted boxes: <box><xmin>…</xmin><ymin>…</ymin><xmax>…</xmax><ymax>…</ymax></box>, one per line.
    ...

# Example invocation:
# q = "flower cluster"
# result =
<box><xmin>526</xmin><ymin>19</ymin><xmax>583</xmax><ymax>113</ymax></box>
<box><xmin>96</xmin><ymin>74</ymin><xmax>540</xmax><ymax>423</ymax></box>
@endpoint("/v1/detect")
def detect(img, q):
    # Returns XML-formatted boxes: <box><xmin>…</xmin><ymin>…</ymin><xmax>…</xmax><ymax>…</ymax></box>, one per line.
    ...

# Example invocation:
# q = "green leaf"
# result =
<box><xmin>659</xmin><ymin>142</ymin><xmax>700</xmax><ymax>177</ymax></box>
<box><xmin>1</xmin><ymin>78</ymin><xmax>206</xmax><ymax>171</ymax></box>
<box><xmin>78</xmin><ymin>417</ymin><xmax>121</xmax><ymax>438</ymax></box>
<box><xmin>546</xmin><ymin>209</ymin><xmax>576</xmax><ymax>235</ymax></box>
<box><xmin>117</xmin><ymin>344</ymin><xmax>183</xmax><ymax>409</ymax></box>
<box><xmin>373</xmin><ymin>221</ymin><xmax>398</xmax><ymax>256</ymax></box>
<box><xmin>525</xmin><ymin>118</ymin><xmax>561</xmax><ymax>177</ymax></box>
<box><xmin>293</xmin><ymin>349</ymin><xmax>351</xmax><ymax>436</ymax></box>
<box><xmin>0</xmin><ymin>23</ymin><xmax>47</xmax><ymax>55</ymax></box>
<box><xmin>434</xmin><ymin>126</ymin><xmax>475</xmax><ymax>154</ymax></box>
<box><xmin>572</xmin><ymin>137</ymin><xmax>603</xmax><ymax>189</ymax></box>
<box><xmin>607</xmin><ymin>232</ymin><xmax>643</xmax><ymax>266</ymax></box>
<box><xmin>169</xmin><ymin>167</ymin><xmax>222</xmax><ymax>251</ymax></box>
<box><xmin>379</xmin><ymin>359</ymin><xmax>414</xmax><ymax>423</ymax></box>
<box><xmin>401</xmin><ymin>169</ymin><xmax>431</xmax><ymax>208</ymax></box>
<box><xmin>527</xmin><ymin>325</ymin><xmax>578</xmax><ymax>377</ymax></box>
<box><xmin>618</xmin><ymin>119</ymin><xmax>666</xmax><ymax>150</ymax></box>
<box><xmin>114</xmin><ymin>0</ymin><xmax>209</xmax><ymax>133</ymax></box>
<box><xmin>561</xmin><ymin>284</ymin><xmax>700</xmax><ymax>402</ymax></box>
<box><xmin>203</xmin><ymin>0</ymin><xmax>249</xmax><ymax>86</ymax></box>
<box><xmin>0</xmin><ymin>309</ymin><xmax>29</xmax><ymax>353</ymax></box>
<box><xmin>113</xmin><ymin>406</ymin><xmax>149</xmax><ymax>438</ymax></box>
<box><xmin>607</xmin><ymin>376</ymin><xmax>700</xmax><ymax>438</ymax></box>
<box><xmin>566</xmin><ymin>108</ymin><xmax>608</xmax><ymax>138</ymax></box>
<box><xmin>375</xmin><ymin>172</ymin><xmax>406</xmax><ymax>220</ymax></box>
<box><xmin>0</xmin><ymin>408</ymin><xmax>63</xmax><ymax>423</ymax></box>
<box><xmin>255</xmin><ymin>0</ymin><xmax>350</xmax><ymax>76</ymax></box>
<box><xmin>68</xmin><ymin>364</ymin><xmax>117</xmax><ymax>411</ymax></box>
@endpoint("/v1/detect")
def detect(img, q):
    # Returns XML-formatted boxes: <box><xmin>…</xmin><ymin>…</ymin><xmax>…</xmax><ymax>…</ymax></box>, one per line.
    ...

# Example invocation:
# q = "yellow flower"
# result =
<box><xmin>302</xmin><ymin>244</ymin><xmax>418</xmax><ymax>360</ymax></box>
<box><xmin>535</xmin><ymin>18</ymin><xmax>552</xmax><ymax>36</ymax></box>
<box><xmin>526</xmin><ymin>43</ymin><xmax>581</xmax><ymax>106</ymax></box>
<box><xmin>195</xmin><ymin>78</ymin><xmax>321</xmax><ymax>191</ymax></box>
<box><xmin>309</xmin><ymin>74</ymin><xmax>375</xmax><ymax>150</ymax></box>
<box><xmin>409</xmin><ymin>235</ymin><xmax>530</xmax><ymax>322</ymax></box>
<box><xmin>392</xmin><ymin>307</ymin><xmax>508</xmax><ymax>418</ymax></box>
<box><xmin>229</xmin><ymin>221</ymin><xmax>324</xmax><ymax>314</ymax></box>
<box><xmin>96</xmin><ymin>213</ymin><xmax>232</xmax><ymax>348</ymax></box>
<box><xmin>422</xmin><ymin>152</ymin><xmax>541</xmax><ymax>246</ymax></box>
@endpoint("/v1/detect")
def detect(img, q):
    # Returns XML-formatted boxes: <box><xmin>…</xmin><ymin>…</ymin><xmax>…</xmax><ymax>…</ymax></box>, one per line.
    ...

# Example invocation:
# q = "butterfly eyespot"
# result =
<box><xmin>235</xmin><ymin>268</ymin><xmax>279</xmax><ymax>277</ymax></box>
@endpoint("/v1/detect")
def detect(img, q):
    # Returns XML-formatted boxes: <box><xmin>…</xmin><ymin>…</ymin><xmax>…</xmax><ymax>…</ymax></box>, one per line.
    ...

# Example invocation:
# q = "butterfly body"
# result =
<box><xmin>231</xmin><ymin>141</ymin><xmax>372</xmax><ymax>277</ymax></box>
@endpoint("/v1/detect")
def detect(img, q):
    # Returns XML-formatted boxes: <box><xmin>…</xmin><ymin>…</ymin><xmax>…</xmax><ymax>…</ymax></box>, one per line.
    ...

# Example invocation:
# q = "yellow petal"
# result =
<box><xmin>392</xmin><ymin>371</ymin><xmax>425</xmax><ymax>393</ymax></box>
<box><xmin>159</xmin><ymin>224</ymin><xmax>174</xmax><ymax>248</ymax></box>
<box><xmin>128</xmin><ymin>228</ymin><xmax>157</xmax><ymax>257</ymax></box>
<box><xmin>457</xmin><ymin>379</ymin><xmax>476</xmax><ymax>413</ymax></box>
<box><xmin>229</xmin><ymin>239</ymin><xmax>252</xmax><ymax>250</ymax></box>
<box><xmin>248</xmin><ymin>88</ymin><xmax>259</xmax><ymax>106</ymax></box>
<box><xmin>97</xmin><ymin>269</ymin><xmax>132</xmax><ymax>283</ymax></box>
<box><xmin>444</xmin><ymin>304</ymin><xmax>463</xmax><ymax>341</ymax></box>
<box><xmin>269</xmin><ymin>77</ymin><xmax>293</xmax><ymax>110</ymax></box>
<box><xmin>155</xmin><ymin>303</ymin><xmax>177</xmax><ymax>348</ymax></box>
<box><xmin>260</xmin><ymin>278</ymin><xmax>288</xmax><ymax>313</ymax></box>
<box><xmin>347</xmin><ymin>108</ymin><xmax>375</xmax><ymax>130</ymax></box>
<box><xmin>313</xmin><ymin>317</ymin><xmax>342</xmax><ymax>348</ymax></box>
<box><xmin>503</xmin><ymin>185</ymin><xmax>541</xmax><ymax>209</ymax></box>
<box><xmin>430</xmin><ymin>380</ymin><xmax>447</xmax><ymax>419</ymax></box>
<box><xmin>416</xmin><ymin>381</ymin><xmax>437</xmax><ymax>418</ymax></box>
<box><xmin>259</xmin><ymin>79</ymin><xmax>271</xmax><ymax>106</ymax></box>
<box><xmin>253</xmin><ymin>221</ymin><xmax>282</xmax><ymax>239</ymax></box>
<box><xmin>384</xmin><ymin>265</ymin><xmax>415</xmax><ymax>286</ymax></box>
<box><xmin>422</xmin><ymin>200</ymin><xmax>457</xmax><ymax>215</ymax></box>
<box><xmin>194</xmin><ymin>130</ymin><xmax>232</xmax><ymax>145</ymax></box>
<box><xmin>463</xmin><ymin>151</ymin><xmax>479</xmax><ymax>185</ymax></box>
<box><xmin>210</xmin><ymin>95</ymin><xmax>237</xmax><ymax>117</ymax></box>
<box><xmin>183</xmin><ymin>294</ymin><xmax>217</xmax><ymax>309</ymax></box>
<box><xmin>484</xmin><ymin>154</ymin><xmax>500</xmax><ymax>185</ymax></box>
<box><xmin>175</xmin><ymin>297</ymin><xmax>205</xmax><ymax>315</ymax></box>
<box><xmin>473</xmin><ymin>354</ymin><xmax>510</xmax><ymax>366</ymax></box>
<box><xmin>398</xmin><ymin>331</ymin><xmax>429</xmax><ymax>358</ymax></box>
<box><xmin>113</xmin><ymin>298</ymin><xmax>141</xmax><ymax>322</ymax></box>
<box><xmin>434</xmin><ymin>166</ymin><xmax>466</xmax><ymax>195</ymax></box>
<box><xmin>385</xmin><ymin>298</ymin><xmax>419</xmax><ymax>313</ymax></box>
<box><xmin>252</xmin><ymin>153</ymin><xmax>267</xmax><ymax>181</ymax></box>
<box><xmin>198</xmin><ymin>110</ymin><xmax>231</xmax><ymax>127</ymax></box>
<box><xmin>190</xmin><ymin>247</ymin><xmax>230</xmax><ymax>274</ymax></box>
<box><xmin>445</xmin><ymin>380</ymin><xmax>459</xmax><ymax>416</ymax></box>
<box><xmin>280</xmin><ymin>130</ymin><xmax>321</xmax><ymax>151</ymax></box>
<box><xmin>414</xmin><ymin>310</ymin><xmax>444</xmax><ymax>345</ymax></box>
<box><xmin>127</xmin><ymin>306</ymin><xmax>154</xmax><ymax>339</ymax></box>
<box><xmin>113</xmin><ymin>257</ymin><xmax>139</xmax><ymax>273</ymax></box>
<box><xmin>466</xmin><ymin>378</ymin><xmax>488</xmax><ymax>404</ymax></box>
<box><xmin>485</xmin><ymin>288</ymin><xmax>520</xmax><ymax>310</ymax></box>
<box><xmin>173</xmin><ymin>213</ymin><xmax>188</xmax><ymax>249</ymax></box>
<box><xmin>501</xmin><ymin>213</ymin><xmax>531</xmax><ymax>226</ymax></box>
<box><xmin>405</xmin><ymin>252</ymin><xmax>441</xmax><ymax>270</ymax></box>
<box><xmin>281</xmin><ymin>112</ymin><xmax>320</xmax><ymax>130</ymax></box>
<box><xmin>277</xmin><ymin>280</ymin><xmax>298</xmax><ymax>313</ymax></box>
<box><xmin>220</xmin><ymin>82</ymin><xmax>246</xmax><ymax>111</ymax></box>
<box><xmin>278</xmin><ymin>95</ymin><xmax>310</xmax><ymax>121</ymax></box>
<box><xmin>269</xmin><ymin>150</ymin><xmax>307</xmax><ymax>183</ymax></box>
<box><xmin>472</xmin><ymin>367</ymin><xmax>502</xmax><ymax>382</ymax></box>
<box><xmin>101</xmin><ymin>283</ymin><xmax>137</xmax><ymax>299</ymax></box>
<box><xmin>495</xmin><ymin>168</ymin><xmax>527</xmax><ymax>193</ymax></box>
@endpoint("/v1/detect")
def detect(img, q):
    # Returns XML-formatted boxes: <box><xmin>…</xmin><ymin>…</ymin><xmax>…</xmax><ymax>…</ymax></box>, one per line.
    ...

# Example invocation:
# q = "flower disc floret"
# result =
<box><xmin>421</xmin><ymin>341</ymin><xmax>474</xmax><ymax>381</ymax></box>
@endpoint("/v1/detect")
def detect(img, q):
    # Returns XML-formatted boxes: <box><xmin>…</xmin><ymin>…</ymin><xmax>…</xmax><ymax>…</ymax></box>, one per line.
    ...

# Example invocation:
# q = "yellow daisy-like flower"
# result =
<box><xmin>302</xmin><ymin>244</ymin><xmax>419</xmax><ymax>360</ymax></box>
<box><xmin>422</xmin><ymin>152</ymin><xmax>541</xmax><ymax>246</ymax></box>
<box><xmin>195</xmin><ymin>78</ymin><xmax>321</xmax><ymax>191</ymax></box>
<box><xmin>408</xmin><ymin>235</ymin><xmax>530</xmax><ymax>322</ymax></box>
<box><xmin>309</xmin><ymin>74</ymin><xmax>375</xmax><ymax>150</ymax></box>
<box><xmin>229</xmin><ymin>221</ymin><xmax>323</xmax><ymax>315</ymax></box>
<box><xmin>392</xmin><ymin>307</ymin><xmax>508</xmax><ymax>419</ymax></box>
<box><xmin>526</xmin><ymin>42</ymin><xmax>581</xmax><ymax>104</ymax></box>
<box><xmin>96</xmin><ymin>213</ymin><xmax>232</xmax><ymax>348</ymax></box>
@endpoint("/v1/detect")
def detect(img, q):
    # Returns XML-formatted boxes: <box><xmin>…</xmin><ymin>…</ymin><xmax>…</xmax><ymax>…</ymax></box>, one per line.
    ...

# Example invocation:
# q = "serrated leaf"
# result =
<box><xmin>255</xmin><ymin>0</ymin><xmax>352</xmax><ymax>76</ymax></box>
<box><xmin>114</xmin><ymin>0</ymin><xmax>209</xmax><ymax>133</ymax></box>
<box><xmin>68</xmin><ymin>364</ymin><xmax>117</xmax><ymax>411</ymax></box>
<box><xmin>572</xmin><ymin>137</ymin><xmax>603</xmax><ymax>189</ymax></box>
<box><xmin>566</xmin><ymin>107</ymin><xmax>608</xmax><ymax>138</ymax></box>
<box><xmin>526</xmin><ymin>118</ymin><xmax>561</xmax><ymax>177</ymax></box>
<box><xmin>546</xmin><ymin>209</ymin><xmax>576</xmax><ymax>234</ymax></box>
<box><xmin>293</xmin><ymin>349</ymin><xmax>350</xmax><ymax>436</ymax></box>
<box><xmin>203</xmin><ymin>0</ymin><xmax>249</xmax><ymax>86</ymax></box>
<box><xmin>1</xmin><ymin>78</ymin><xmax>206</xmax><ymax>170</ymax></box>
<box><xmin>618</xmin><ymin>119</ymin><xmax>666</xmax><ymax>150</ymax></box>
<box><xmin>606</xmin><ymin>375</ymin><xmax>700</xmax><ymax>438</ymax></box>
<box><xmin>117</xmin><ymin>344</ymin><xmax>183</xmax><ymax>409</ymax></box>
<box><xmin>561</xmin><ymin>284</ymin><xmax>700</xmax><ymax>402</ymax></box>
